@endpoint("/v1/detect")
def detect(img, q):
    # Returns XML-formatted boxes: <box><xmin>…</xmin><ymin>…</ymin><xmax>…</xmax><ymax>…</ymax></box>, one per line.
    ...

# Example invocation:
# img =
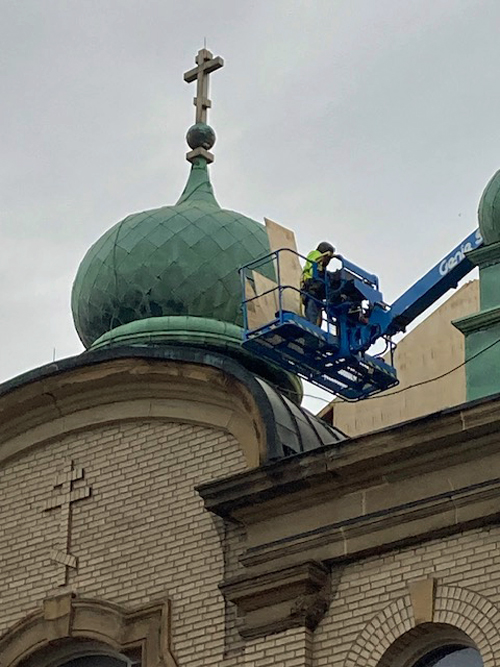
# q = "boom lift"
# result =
<box><xmin>240</xmin><ymin>228</ymin><xmax>483</xmax><ymax>401</ymax></box>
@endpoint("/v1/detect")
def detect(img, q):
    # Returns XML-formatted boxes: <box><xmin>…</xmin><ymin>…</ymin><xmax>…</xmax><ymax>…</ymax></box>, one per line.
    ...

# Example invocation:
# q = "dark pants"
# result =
<box><xmin>302</xmin><ymin>278</ymin><xmax>325</xmax><ymax>325</ymax></box>
<box><xmin>303</xmin><ymin>272</ymin><xmax>365</xmax><ymax>326</ymax></box>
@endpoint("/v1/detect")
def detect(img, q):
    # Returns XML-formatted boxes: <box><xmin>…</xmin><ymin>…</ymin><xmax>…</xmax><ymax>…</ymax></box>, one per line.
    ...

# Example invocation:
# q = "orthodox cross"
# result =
<box><xmin>184</xmin><ymin>48</ymin><xmax>224</xmax><ymax>124</ymax></box>
<box><xmin>43</xmin><ymin>461</ymin><xmax>92</xmax><ymax>586</ymax></box>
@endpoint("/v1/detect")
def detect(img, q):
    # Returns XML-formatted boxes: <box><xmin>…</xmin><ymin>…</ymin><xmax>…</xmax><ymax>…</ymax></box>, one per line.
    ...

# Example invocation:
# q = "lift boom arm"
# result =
<box><xmin>384</xmin><ymin>228</ymin><xmax>483</xmax><ymax>336</ymax></box>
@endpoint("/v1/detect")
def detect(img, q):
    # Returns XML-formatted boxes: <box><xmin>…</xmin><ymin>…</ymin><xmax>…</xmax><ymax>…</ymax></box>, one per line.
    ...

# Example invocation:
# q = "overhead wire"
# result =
<box><xmin>280</xmin><ymin>336</ymin><xmax>500</xmax><ymax>406</ymax></box>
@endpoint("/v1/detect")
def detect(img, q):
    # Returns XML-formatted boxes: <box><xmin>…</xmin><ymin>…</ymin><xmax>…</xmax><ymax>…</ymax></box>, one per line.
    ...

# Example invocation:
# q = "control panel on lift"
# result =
<box><xmin>239</xmin><ymin>229</ymin><xmax>482</xmax><ymax>401</ymax></box>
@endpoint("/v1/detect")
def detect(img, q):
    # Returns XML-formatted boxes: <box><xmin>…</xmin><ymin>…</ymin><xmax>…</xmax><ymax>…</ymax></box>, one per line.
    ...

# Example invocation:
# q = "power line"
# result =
<box><xmin>362</xmin><ymin>336</ymin><xmax>500</xmax><ymax>401</ymax></box>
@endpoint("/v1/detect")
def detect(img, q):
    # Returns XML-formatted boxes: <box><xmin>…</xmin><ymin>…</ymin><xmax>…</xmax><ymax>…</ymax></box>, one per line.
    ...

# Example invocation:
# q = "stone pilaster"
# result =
<box><xmin>453</xmin><ymin>240</ymin><xmax>500</xmax><ymax>401</ymax></box>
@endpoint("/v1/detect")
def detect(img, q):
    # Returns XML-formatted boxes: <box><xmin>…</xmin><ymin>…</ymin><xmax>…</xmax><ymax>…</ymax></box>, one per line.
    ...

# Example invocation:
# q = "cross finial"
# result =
<box><xmin>184</xmin><ymin>48</ymin><xmax>224</xmax><ymax>125</ymax></box>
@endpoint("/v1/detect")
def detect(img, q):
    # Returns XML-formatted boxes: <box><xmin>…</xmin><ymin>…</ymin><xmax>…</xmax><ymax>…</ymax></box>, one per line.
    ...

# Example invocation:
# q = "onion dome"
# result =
<box><xmin>71</xmin><ymin>48</ymin><xmax>302</xmax><ymax>403</ymax></box>
<box><xmin>71</xmin><ymin>156</ymin><xmax>274</xmax><ymax>347</ymax></box>
<box><xmin>478</xmin><ymin>169</ymin><xmax>500</xmax><ymax>245</ymax></box>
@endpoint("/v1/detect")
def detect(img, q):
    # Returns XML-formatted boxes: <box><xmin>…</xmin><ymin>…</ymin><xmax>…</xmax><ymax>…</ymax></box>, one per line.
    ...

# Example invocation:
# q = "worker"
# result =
<box><xmin>301</xmin><ymin>242</ymin><xmax>335</xmax><ymax>325</ymax></box>
<box><xmin>302</xmin><ymin>242</ymin><xmax>370</xmax><ymax>326</ymax></box>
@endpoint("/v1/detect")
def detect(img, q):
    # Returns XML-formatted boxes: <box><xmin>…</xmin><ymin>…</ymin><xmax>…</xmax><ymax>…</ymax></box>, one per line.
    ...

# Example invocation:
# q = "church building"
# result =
<box><xmin>0</xmin><ymin>49</ymin><xmax>499</xmax><ymax>667</ymax></box>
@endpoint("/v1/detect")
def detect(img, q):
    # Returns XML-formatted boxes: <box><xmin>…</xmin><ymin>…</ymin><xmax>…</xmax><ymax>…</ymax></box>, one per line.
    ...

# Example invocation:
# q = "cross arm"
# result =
<box><xmin>184</xmin><ymin>67</ymin><xmax>199</xmax><ymax>83</ymax></box>
<box><xmin>183</xmin><ymin>56</ymin><xmax>224</xmax><ymax>83</ymax></box>
<box><xmin>204</xmin><ymin>56</ymin><xmax>224</xmax><ymax>74</ymax></box>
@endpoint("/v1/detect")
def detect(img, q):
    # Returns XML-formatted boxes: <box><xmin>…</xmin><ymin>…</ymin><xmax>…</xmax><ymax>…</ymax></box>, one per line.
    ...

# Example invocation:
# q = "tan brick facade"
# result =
<box><xmin>0</xmin><ymin>420</ymin><xmax>246</xmax><ymax>665</ymax></box>
<box><xmin>200</xmin><ymin>393</ymin><xmax>500</xmax><ymax>667</ymax></box>
<box><xmin>1</xmin><ymin>355</ymin><xmax>499</xmax><ymax>667</ymax></box>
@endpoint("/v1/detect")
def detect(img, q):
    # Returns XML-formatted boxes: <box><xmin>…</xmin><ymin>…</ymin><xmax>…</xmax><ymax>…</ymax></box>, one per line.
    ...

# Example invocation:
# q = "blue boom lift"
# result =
<box><xmin>240</xmin><ymin>228</ymin><xmax>483</xmax><ymax>401</ymax></box>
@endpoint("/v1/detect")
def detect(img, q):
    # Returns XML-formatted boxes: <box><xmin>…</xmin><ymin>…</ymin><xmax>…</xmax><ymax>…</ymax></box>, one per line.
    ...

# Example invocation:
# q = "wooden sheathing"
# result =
<box><xmin>265</xmin><ymin>217</ymin><xmax>302</xmax><ymax>315</ymax></box>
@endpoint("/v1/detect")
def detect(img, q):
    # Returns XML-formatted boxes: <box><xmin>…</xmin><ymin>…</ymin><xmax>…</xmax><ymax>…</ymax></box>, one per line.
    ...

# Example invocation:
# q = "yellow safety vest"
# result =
<box><xmin>302</xmin><ymin>250</ymin><xmax>329</xmax><ymax>282</ymax></box>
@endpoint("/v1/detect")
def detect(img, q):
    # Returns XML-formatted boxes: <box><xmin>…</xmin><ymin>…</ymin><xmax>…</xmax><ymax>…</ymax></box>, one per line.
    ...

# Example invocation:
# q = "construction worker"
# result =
<box><xmin>301</xmin><ymin>242</ymin><xmax>335</xmax><ymax>325</ymax></box>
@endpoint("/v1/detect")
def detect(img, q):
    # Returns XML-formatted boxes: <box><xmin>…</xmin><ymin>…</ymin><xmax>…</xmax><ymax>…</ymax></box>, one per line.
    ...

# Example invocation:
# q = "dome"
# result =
<box><xmin>71</xmin><ymin>156</ymin><xmax>274</xmax><ymax>349</ymax></box>
<box><xmin>71</xmin><ymin>48</ymin><xmax>302</xmax><ymax>404</ymax></box>
<box><xmin>478</xmin><ymin>168</ymin><xmax>500</xmax><ymax>245</ymax></box>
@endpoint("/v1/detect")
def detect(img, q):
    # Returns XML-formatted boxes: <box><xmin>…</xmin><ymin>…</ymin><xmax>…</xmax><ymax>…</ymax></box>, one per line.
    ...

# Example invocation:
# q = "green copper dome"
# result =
<box><xmin>478</xmin><ymin>169</ymin><xmax>500</xmax><ymax>245</ymax></box>
<box><xmin>70</xmin><ymin>48</ymin><xmax>302</xmax><ymax>404</ymax></box>
<box><xmin>71</xmin><ymin>157</ymin><xmax>273</xmax><ymax>349</ymax></box>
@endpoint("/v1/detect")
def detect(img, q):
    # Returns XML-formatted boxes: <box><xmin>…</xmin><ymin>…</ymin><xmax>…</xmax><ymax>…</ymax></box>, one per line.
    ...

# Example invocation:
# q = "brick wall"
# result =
<box><xmin>224</xmin><ymin>523</ymin><xmax>248</xmax><ymax>657</ymax></box>
<box><xmin>241</xmin><ymin>627</ymin><xmax>312</xmax><ymax>667</ymax></box>
<box><xmin>2</xmin><ymin>416</ymin><xmax>499</xmax><ymax>667</ymax></box>
<box><xmin>0</xmin><ymin>420</ymin><xmax>247</xmax><ymax>666</ymax></box>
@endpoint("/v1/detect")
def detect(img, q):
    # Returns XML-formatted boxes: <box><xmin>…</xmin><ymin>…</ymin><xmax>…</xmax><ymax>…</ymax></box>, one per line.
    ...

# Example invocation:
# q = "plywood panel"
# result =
<box><xmin>244</xmin><ymin>272</ymin><xmax>278</xmax><ymax>329</ymax></box>
<box><xmin>264</xmin><ymin>218</ymin><xmax>302</xmax><ymax>314</ymax></box>
<box><xmin>244</xmin><ymin>277</ymin><xmax>259</xmax><ymax>330</ymax></box>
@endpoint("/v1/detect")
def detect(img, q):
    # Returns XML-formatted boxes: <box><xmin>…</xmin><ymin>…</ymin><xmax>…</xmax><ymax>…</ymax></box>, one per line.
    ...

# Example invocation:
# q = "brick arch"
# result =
<box><xmin>344</xmin><ymin>595</ymin><xmax>414</xmax><ymax>667</ymax></box>
<box><xmin>433</xmin><ymin>585</ymin><xmax>500</xmax><ymax>666</ymax></box>
<box><xmin>344</xmin><ymin>585</ymin><xmax>500</xmax><ymax>667</ymax></box>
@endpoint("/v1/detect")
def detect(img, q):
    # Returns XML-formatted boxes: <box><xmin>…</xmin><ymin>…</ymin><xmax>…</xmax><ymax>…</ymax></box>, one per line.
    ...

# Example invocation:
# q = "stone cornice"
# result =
<box><xmin>467</xmin><ymin>240</ymin><xmax>500</xmax><ymax>268</ymax></box>
<box><xmin>197</xmin><ymin>393</ymin><xmax>500</xmax><ymax>640</ymax></box>
<box><xmin>240</xmin><ymin>473</ymin><xmax>500</xmax><ymax>568</ymax></box>
<box><xmin>198</xmin><ymin>393</ymin><xmax>500</xmax><ymax>638</ymax></box>
<box><xmin>0</xmin><ymin>348</ymin><xmax>279</xmax><ymax>468</ymax></box>
<box><xmin>199</xmin><ymin>392</ymin><xmax>500</xmax><ymax>585</ymax></box>
<box><xmin>453</xmin><ymin>305</ymin><xmax>500</xmax><ymax>334</ymax></box>
<box><xmin>198</xmin><ymin>393</ymin><xmax>500</xmax><ymax>520</ymax></box>
<box><xmin>0</xmin><ymin>346</ymin><xmax>341</xmax><ymax>467</ymax></box>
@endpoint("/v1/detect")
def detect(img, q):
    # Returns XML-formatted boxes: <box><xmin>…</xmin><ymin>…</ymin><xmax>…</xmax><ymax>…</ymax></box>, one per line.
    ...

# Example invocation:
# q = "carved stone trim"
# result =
<box><xmin>408</xmin><ymin>578</ymin><xmax>435</xmax><ymax>625</ymax></box>
<box><xmin>200</xmin><ymin>392</ymin><xmax>500</xmax><ymax>523</ymax></box>
<box><xmin>0</xmin><ymin>353</ymin><xmax>290</xmax><ymax>468</ymax></box>
<box><xmin>220</xmin><ymin>560</ymin><xmax>329</xmax><ymax>639</ymax></box>
<box><xmin>0</xmin><ymin>593</ymin><xmax>178</xmax><ymax>667</ymax></box>
<box><xmin>199</xmin><ymin>394</ymin><xmax>500</xmax><ymax>577</ymax></box>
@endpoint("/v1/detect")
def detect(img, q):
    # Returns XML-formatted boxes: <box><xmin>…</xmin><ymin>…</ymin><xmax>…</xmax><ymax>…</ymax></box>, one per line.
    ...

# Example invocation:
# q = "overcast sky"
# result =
<box><xmin>1</xmin><ymin>0</ymin><xmax>500</xmax><ymax>411</ymax></box>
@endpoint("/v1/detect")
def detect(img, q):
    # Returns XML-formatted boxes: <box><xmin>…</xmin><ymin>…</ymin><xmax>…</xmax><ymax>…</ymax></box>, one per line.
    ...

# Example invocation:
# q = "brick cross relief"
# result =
<box><xmin>43</xmin><ymin>461</ymin><xmax>92</xmax><ymax>586</ymax></box>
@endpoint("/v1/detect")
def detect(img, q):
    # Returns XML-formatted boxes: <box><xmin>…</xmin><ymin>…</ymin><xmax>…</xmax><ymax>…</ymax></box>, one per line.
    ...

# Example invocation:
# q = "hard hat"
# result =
<box><xmin>317</xmin><ymin>242</ymin><xmax>335</xmax><ymax>254</ymax></box>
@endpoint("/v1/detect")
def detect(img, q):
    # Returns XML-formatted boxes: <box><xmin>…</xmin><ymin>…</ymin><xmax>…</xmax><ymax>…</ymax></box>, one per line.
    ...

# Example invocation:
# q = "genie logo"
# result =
<box><xmin>439</xmin><ymin>229</ymin><xmax>483</xmax><ymax>276</ymax></box>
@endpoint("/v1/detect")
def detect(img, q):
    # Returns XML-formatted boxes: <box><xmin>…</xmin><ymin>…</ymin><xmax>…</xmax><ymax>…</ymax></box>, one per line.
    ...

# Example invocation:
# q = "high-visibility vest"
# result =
<box><xmin>302</xmin><ymin>249</ymin><xmax>329</xmax><ymax>282</ymax></box>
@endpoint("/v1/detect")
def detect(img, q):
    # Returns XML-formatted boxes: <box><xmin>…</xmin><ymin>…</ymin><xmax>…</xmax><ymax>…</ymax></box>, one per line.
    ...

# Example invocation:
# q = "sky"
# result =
<box><xmin>1</xmin><ymin>0</ymin><xmax>500</xmax><ymax>413</ymax></box>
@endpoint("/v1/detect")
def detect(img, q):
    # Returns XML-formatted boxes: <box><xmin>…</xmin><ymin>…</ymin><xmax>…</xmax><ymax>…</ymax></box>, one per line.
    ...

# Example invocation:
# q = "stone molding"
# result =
<box><xmin>219</xmin><ymin>561</ymin><xmax>329</xmax><ymax>638</ymax></box>
<box><xmin>0</xmin><ymin>356</ymin><xmax>267</xmax><ymax>468</ymax></box>
<box><xmin>201</xmin><ymin>394</ymin><xmax>500</xmax><ymax>644</ymax></box>
<box><xmin>344</xmin><ymin>585</ymin><xmax>500</xmax><ymax>667</ymax></box>
<box><xmin>237</xmin><ymin>472</ymin><xmax>500</xmax><ymax>567</ymax></box>
<box><xmin>0</xmin><ymin>593</ymin><xmax>178</xmax><ymax>667</ymax></box>
<box><xmin>467</xmin><ymin>240</ymin><xmax>500</xmax><ymax>268</ymax></box>
<box><xmin>200</xmin><ymin>391</ymin><xmax>500</xmax><ymax>517</ymax></box>
<box><xmin>453</xmin><ymin>305</ymin><xmax>500</xmax><ymax>334</ymax></box>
